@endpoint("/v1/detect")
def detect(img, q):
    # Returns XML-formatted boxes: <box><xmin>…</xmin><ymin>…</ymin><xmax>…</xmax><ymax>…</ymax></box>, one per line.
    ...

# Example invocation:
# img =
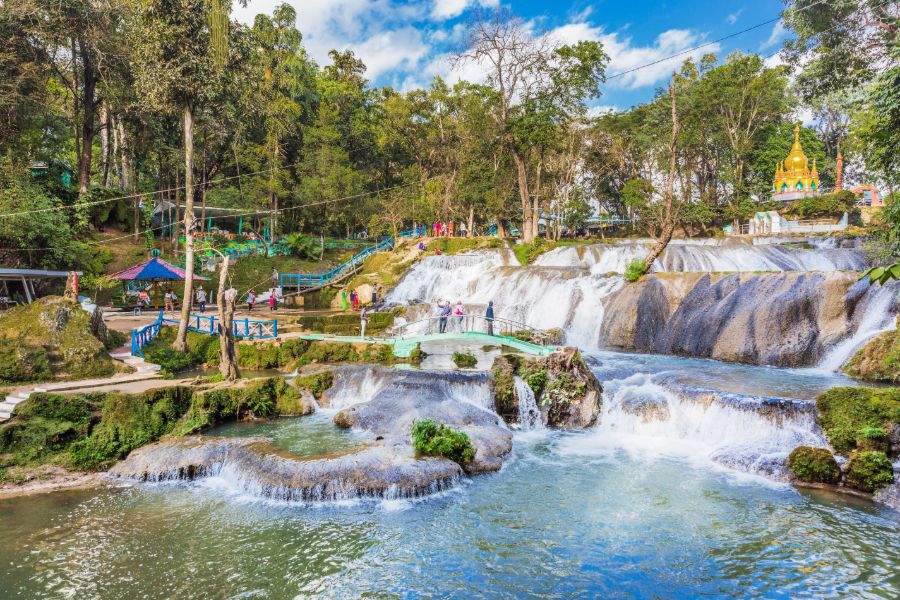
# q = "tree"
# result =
<box><xmin>642</xmin><ymin>75</ymin><xmax>679</xmax><ymax>273</ymax></box>
<box><xmin>456</xmin><ymin>10</ymin><xmax>607</xmax><ymax>242</ymax></box>
<box><xmin>215</xmin><ymin>255</ymin><xmax>240</xmax><ymax>381</ymax></box>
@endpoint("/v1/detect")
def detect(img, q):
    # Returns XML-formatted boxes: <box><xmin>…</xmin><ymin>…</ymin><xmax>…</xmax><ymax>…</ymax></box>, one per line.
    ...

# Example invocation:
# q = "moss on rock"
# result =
<box><xmin>816</xmin><ymin>387</ymin><xmax>900</xmax><ymax>455</ymax></box>
<box><xmin>410</xmin><ymin>418</ymin><xmax>475</xmax><ymax>468</ymax></box>
<box><xmin>844</xmin><ymin>325</ymin><xmax>900</xmax><ymax>383</ymax></box>
<box><xmin>452</xmin><ymin>352</ymin><xmax>477</xmax><ymax>368</ymax></box>
<box><xmin>846</xmin><ymin>450</ymin><xmax>894</xmax><ymax>493</ymax></box>
<box><xmin>294</xmin><ymin>370</ymin><xmax>334</xmax><ymax>400</ymax></box>
<box><xmin>787</xmin><ymin>446</ymin><xmax>841</xmax><ymax>484</ymax></box>
<box><xmin>0</xmin><ymin>297</ymin><xmax>123</xmax><ymax>384</ymax></box>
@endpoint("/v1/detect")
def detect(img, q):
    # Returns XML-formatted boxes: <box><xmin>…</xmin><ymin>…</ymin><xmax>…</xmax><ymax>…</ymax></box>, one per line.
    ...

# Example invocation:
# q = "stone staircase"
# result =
<box><xmin>0</xmin><ymin>349</ymin><xmax>162</xmax><ymax>422</ymax></box>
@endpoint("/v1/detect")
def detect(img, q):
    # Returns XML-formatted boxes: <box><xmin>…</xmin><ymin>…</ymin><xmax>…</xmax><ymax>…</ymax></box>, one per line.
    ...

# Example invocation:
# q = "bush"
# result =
<box><xmin>816</xmin><ymin>387</ymin><xmax>900</xmax><ymax>454</ymax></box>
<box><xmin>452</xmin><ymin>352</ymin><xmax>477</xmax><ymax>368</ymax></box>
<box><xmin>781</xmin><ymin>190</ymin><xmax>856</xmax><ymax>220</ymax></box>
<box><xmin>787</xmin><ymin>446</ymin><xmax>841</xmax><ymax>484</ymax></box>
<box><xmin>0</xmin><ymin>337</ymin><xmax>52</xmax><ymax>383</ymax></box>
<box><xmin>411</xmin><ymin>419</ymin><xmax>475</xmax><ymax>467</ymax></box>
<box><xmin>845</xmin><ymin>450</ymin><xmax>894</xmax><ymax>493</ymax></box>
<box><xmin>294</xmin><ymin>370</ymin><xmax>334</xmax><ymax>400</ymax></box>
<box><xmin>624</xmin><ymin>259</ymin><xmax>647</xmax><ymax>282</ymax></box>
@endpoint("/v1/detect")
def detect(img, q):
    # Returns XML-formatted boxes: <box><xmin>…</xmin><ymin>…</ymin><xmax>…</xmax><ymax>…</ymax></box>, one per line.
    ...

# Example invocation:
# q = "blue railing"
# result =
<box><xmin>280</xmin><ymin>237</ymin><xmax>393</xmax><ymax>291</ymax></box>
<box><xmin>131</xmin><ymin>311</ymin><xmax>165</xmax><ymax>357</ymax></box>
<box><xmin>399</xmin><ymin>226</ymin><xmax>427</xmax><ymax>238</ymax></box>
<box><xmin>161</xmin><ymin>314</ymin><xmax>278</xmax><ymax>339</ymax></box>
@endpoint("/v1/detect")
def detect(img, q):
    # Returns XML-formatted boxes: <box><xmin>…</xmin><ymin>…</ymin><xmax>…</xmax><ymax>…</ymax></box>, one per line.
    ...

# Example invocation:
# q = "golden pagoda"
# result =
<box><xmin>773</xmin><ymin>124</ymin><xmax>819</xmax><ymax>198</ymax></box>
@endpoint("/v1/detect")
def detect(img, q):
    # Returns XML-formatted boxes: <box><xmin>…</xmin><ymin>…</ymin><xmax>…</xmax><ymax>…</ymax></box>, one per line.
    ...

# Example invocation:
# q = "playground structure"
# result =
<box><xmin>130</xmin><ymin>310</ymin><xmax>278</xmax><ymax>357</ymax></box>
<box><xmin>279</xmin><ymin>237</ymin><xmax>394</xmax><ymax>294</ymax></box>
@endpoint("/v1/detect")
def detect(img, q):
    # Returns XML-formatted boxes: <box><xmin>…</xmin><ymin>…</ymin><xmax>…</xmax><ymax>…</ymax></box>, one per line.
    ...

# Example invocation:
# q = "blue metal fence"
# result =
<box><xmin>161</xmin><ymin>314</ymin><xmax>278</xmax><ymax>339</ymax></box>
<box><xmin>280</xmin><ymin>237</ymin><xmax>393</xmax><ymax>291</ymax></box>
<box><xmin>131</xmin><ymin>311</ymin><xmax>165</xmax><ymax>358</ymax></box>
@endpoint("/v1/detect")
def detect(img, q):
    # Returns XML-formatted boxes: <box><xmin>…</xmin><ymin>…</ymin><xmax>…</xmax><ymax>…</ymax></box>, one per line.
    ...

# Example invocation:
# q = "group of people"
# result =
<box><xmin>433</xmin><ymin>299</ymin><xmax>495</xmax><ymax>335</ymax></box>
<box><xmin>246</xmin><ymin>289</ymin><xmax>279</xmax><ymax>312</ymax></box>
<box><xmin>430</xmin><ymin>222</ymin><xmax>467</xmax><ymax>238</ymax></box>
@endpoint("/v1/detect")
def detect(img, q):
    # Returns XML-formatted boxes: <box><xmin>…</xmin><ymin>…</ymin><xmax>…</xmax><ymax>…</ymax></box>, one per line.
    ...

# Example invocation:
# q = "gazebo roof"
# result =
<box><xmin>107</xmin><ymin>257</ymin><xmax>210</xmax><ymax>282</ymax></box>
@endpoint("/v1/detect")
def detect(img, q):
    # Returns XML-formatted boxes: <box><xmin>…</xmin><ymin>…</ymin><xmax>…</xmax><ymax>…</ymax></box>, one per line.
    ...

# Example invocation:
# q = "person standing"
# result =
<box><xmin>360</xmin><ymin>305</ymin><xmax>369</xmax><ymax>338</ymax></box>
<box><xmin>341</xmin><ymin>289</ymin><xmax>348</xmax><ymax>310</ymax></box>
<box><xmin>268</xmin><ymin>290</ymin><xmax>277</xmax><ymax>312</ymax></box>
<box><xmin>247</xmin><ymin>290</ymin><xmax>255</xmax><ymax>312</ymax></box>
<box><xmin>439</xmin><ymin>301</ymin><xmax>451</xmax><ymax>333</ymax></box>
<box><xmin>351</xmin><ymin>289</ymin><xmax>359</xmax><ymax>311</ymax></box>
<box><xmin>485</xmin><ymin>300</ymin><xmax>494</xmax><ymax>336</ymax></box>
<box><xmin>196</xmin><ymin>287</ymin><xmax>207</xmax><ymax>313</ymax></box>
<box><xmin>449</xmin><ymin>221</ymin><xmax>455</xmax><ymax>237</ymax></box>
<box><xmin>454</xmin><ymin>300</ymin><xmax>464</xmax><ymax>332</ymax></box>
<box><xmin>164</xmin><ymin>290</ymin><xmax>174</xmax><ymax>312</ymax></box>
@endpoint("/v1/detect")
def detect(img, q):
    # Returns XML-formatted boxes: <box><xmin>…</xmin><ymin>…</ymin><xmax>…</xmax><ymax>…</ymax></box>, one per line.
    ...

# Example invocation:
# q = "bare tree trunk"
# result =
<box><xmin>467</xmin><ymin>205</ymin><xmax>474</xmax><ymax>238</ymax></box>
<box><xmin>100</xmin><ymin>104</ymin><xmax>110</xmax><ymax>187</ymax></box>
<box><xmin>513</xmin><ymin>152</ymin><xmax>533</xmax><ymax>242</ymax></box>
<box><xmin>111</xmin><ymin>113</ymin><xmax>122</xmax><ymax>190</ymax></box>
<box><xmin>643</xmin><ymin>76</ymin><xmax>679</xmax><ymax>273</ymax></box>
<box><xmin>76</xmin><ymin>38</ymin><xmax>96</xmax><ymax>226</ymax></box>
<box><xmin>532</xmin><ymin>158</ymin><xmax>542</xmax><ymax>241</ymax></box>
<box><xmin>269</xmin><ymin>139</ymin><xmax>279</xmax><ymax>243</ymax></box>
<box><xmin>175</xmin><ymin>99</ymin><xmax>196</xmax><ymax>353</ymax></box>
<box><xmin>172</xmin><ymin>168</ymin><xmax>181</xmax><ymax>251</ymax></box>
<box><xmin>217</xmin><ymin>255</ymin><xmax>240</xmax><ymax>381</ymax></box>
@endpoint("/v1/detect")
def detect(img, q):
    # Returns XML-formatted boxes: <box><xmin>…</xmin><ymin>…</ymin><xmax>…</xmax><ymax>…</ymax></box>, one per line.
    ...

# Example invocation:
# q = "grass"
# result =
<box><xmin>410</xmin><ymin>419</ymin><xmax>475</xmax><ymax>467</ymax></box>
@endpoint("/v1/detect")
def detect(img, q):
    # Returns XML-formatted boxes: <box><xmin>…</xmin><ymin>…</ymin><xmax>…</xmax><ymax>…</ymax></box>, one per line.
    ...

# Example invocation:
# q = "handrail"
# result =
<box><xmin>280</xmin><ymin>237</ymin><xmax>393</xmax><ymax>291</ymax></box>
<box><xmin>394</xmin><ymin>313</ymin><xmax>554</xmax><ymax>346</ymax></box>
<box><xmin>131</xmin><ymin>310</ymin><xmax>165</xmax><ymax>357</ymax></box>
<box><xmin>160</xmin><ymin>314</ymin><xmax>278</xmax><ymax>339</ymax></box>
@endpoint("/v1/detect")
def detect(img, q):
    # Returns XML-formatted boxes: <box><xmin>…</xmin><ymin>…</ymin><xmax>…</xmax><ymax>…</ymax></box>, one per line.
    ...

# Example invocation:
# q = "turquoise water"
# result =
<box><xmin>1</xmin><ymin>353</ymin><xmax>898</xmax><ymax>598</ymax></box>
<box><xmin>1</xmin><ymin>431</ymin><xmax>898</xmax><ymax>598</ymax></box>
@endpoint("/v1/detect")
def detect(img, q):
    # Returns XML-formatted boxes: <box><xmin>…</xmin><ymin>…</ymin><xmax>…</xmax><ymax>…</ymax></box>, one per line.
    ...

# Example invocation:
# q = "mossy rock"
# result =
<box><xmin>816</xmin><ymin>387</ymin><xmax>900</xmax><ymax>455</ymax></box>
<box><xmin>452</xmin><ymin>352</ymin><xmax>477</xmax><ymax>368</ymax></box>
<box><xmin>787</xmin><ymin>446</ymin><xmax>841</xmax><ymax>484</ymax></box>
<box><xmin>294</xmin><ymin>370</ymin><xmax>334</xmax><ymax>400</ymax></box>
<box><xmin>845</xmin><ymin>450</ymin><xmax>894</xmax><ymax>493</ymax></box>
<box><xmin>0</xmin><ymin>297</ymin><xmax>121</xmax><ymax>384</ymax></box>
<box><xmin>845</xmin><ymin>327</ymin><xmax>900</xmax><ymax>383</ymax></box>
<box><xmin>491</xmin><ymin>355</ymin><xmax>520</xmax><ymax>419</ymax></box>
<box><xmin>410</xmin><ymin>418</ymin><xmax>475</xmax><ymax>468</ymax></box>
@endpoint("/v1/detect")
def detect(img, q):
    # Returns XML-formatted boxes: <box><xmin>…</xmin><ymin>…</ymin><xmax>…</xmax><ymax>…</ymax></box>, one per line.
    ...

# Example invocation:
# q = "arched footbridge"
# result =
<box><xmin>297</xmin><ymin>314</ymin><xmax>558</xmax><ymax>358</ymax></box>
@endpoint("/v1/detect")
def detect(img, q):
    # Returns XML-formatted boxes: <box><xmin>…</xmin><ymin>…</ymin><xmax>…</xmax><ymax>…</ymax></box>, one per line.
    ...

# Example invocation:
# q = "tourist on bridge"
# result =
<box><xmin>454</xmin><ymin>300</ymin><xmax>464</xmax><ymax>332</ymax></box>
<box><xmin>360</xmin><ymin>305</ymin><xmax>369</xmax><ymax>338</ymax></box>
<box><xmin>247</xmin><ymin>290</ymin><xmax>255</xmax><ymax>312</ymax></box>
<box><xmin>196</xmin><ymin>287</ymin><xmax>207</xmax><ymax>313</ymax></box>
<box><xmin>438</xmin><ymin>300</ymin><xmax>452</xmax><ymax>333</ymax></box>
<box><xmin>486</xmin><ymin>301</ymin><xmax>495</xmax><ymax>336</ymax></box>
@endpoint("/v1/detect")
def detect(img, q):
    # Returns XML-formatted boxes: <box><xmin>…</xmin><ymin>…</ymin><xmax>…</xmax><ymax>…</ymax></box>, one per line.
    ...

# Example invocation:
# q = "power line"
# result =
<box><xmin>605</xmin><ymin>0</ymin><xmax>832</xmax><ymax>80</ymax></box>
<box><xmin>0</xmin><ymin>176</ymin><xmax>442</xmax><ymax>253</ymax></box>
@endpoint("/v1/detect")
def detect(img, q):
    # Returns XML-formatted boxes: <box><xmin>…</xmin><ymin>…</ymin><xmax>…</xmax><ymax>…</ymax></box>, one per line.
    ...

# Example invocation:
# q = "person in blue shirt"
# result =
<box><xmin>485</xmin><ymin>300</ymin><xmax>494</xmax><ymax>335</ymax></box>
<box><xmin>438</xmin><ymin>301</ymin><xmax>452</xmax><ymax>333</ymax></box>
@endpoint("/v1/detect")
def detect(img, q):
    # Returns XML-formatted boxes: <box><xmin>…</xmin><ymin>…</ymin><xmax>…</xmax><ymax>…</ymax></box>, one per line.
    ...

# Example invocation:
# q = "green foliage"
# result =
<box><xmin>491</xmin><ymin>355</ymin><xmax>520</xmax><ymax>417</ymax></box>
<box><xmin>295</xmin><ymin>311</ymin><xmax>394</xmax><ymax>335</ymax></box>
<box><xmin>845</xmin><ymin>450</ymin><xmax>894</xmax><ymax>493</ymax></box>
<box><xmin>624</xmin><ymin>259</ymin><xmax>647</xmax><ymax>283</ymax></box>
<box><xmin>294</xmin><ymin>370</ymin><xmax>334</xmax><ymax>400</ymax></box>
<box><xmin>172</xmin><ymin>377</ymin><xmax>301</xmax><ymax>434</ymax></box>
<box><xmin>781</xmin><ymin>190</ymin><xmax>856</xmax><ymax>220</ymax></box>
<box><xmin>410</xmin><ymin>419</ymin><xmax>475</xmax><ymax>467</ymax></box>
<box><xmin>844</xmin><ymin>326</ymin><xmax>900</xmax><ymax>383</ymax></box>
<box><xmin>452</xmin><ymin>352</ymin><xmax>477</xmax><ymax>368</ymax></box>
<box><xmin>142</xmin><ymin>327</ymin><xmax>219</xmax><ymax>374</ymax></box>
<box><xmin>816</xmin><ymin>387</ymin><xmax>900</xmax><ymax>455</ymax></box>
<box><xmin>511</xmin><ymin>238</ymin><xmax>551</xmax><ymax>265</ymax></box>
<box><xmin>787</xmin><ymin>446</ymin><xmax>841</xmax><ymax>484</ymax></box>
<box><xmin>281</xmin><ymin>233</ymin><xmax>320</xmax><ymax>260</ymax></box>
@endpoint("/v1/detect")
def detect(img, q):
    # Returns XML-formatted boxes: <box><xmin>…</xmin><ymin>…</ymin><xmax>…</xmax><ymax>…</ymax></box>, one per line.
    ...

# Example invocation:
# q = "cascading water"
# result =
<box><xmin>534</xmin><ymin>238</ymin><xmax>867</xmax><ymax>273</ymax></box>
<box><xmin>558</xmin><ymin>371</ymin><xmax>827</xmax><ymax>479</ymax></box>
<box><xmin>513</xmin><ymin>376</ymin><xmax>543</xmax><ymax>430</ymax></box>
<box><xmin>816</xmin><ymin>283</ymin><xmax>899</xmax><ymax>372</ymax></box>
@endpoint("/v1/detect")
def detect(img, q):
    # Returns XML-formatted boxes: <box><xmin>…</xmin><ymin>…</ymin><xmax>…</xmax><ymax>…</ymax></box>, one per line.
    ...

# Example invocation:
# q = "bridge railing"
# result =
<box><xmin>394</xmin><ymin>313</ymin><xmax>554</xmax><ymax>346</ymax></box>
<box><xmin>160</xmin><ymin>314</ymin><xmax>277</xmax><ymax>339</ymax></box>
<box><xmin>280</xmin><ymin>237</ymin><xmax>393</xmax><ymax>291</ymax></box>
<box><xmin>131</xmin><ymin>310</ymin><xmax>165</xmax><ymax>357</ymax></box>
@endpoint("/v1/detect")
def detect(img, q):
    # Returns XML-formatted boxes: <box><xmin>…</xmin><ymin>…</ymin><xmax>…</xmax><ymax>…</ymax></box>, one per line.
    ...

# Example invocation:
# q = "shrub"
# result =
<box><xmin>787</xmin><ymin>446</ymin><xmax>841</xmax><ymax>484</ymax></box>
<box><xmin>816</xmin><ymin>387</ymin><xmax>900</xmax><ymax>455</ymax></box>
<box><xmin>0</xmin><ymin>337</ymin><xmax>52</xmax><ymax>384</ymax></box>
<box><xmin>845</xmin><ymin>450</ymin><xmax>894</xmax><ymax>493</ymax></box>
<box><xmin>624</xmin><ymin>259</ymin><xmax>647</xmax><ymax>282</ymax></box>
<box><xmin>411</xmin><ymin>419</ymin><xmax>475</xmax><ymax>467</ymax></box>
<box><xmin>452</xmin><ymin>352</ymin><xmax>477</xmax><ymax>368</ymax></box>
<box><xmin>781</xmin><ymin>190</ymin><xmax>856</xmax><ymax>220</ymax></box>
<box><xmin>294</xmin><ymin>370</ymin><xmax>334</xmax><ymax>400</ymax></box>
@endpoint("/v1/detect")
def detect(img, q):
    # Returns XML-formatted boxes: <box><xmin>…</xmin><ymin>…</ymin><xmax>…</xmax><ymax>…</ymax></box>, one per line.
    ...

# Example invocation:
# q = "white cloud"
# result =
<box><xmin>586</xmin><ymin>104</ymin><xmax>620</xmax><ymax>117</ymax></box>
<box><xmin>431</xmin><ymin>0</ymin><xmax>499</xmax><ymax>21</ymax></box>
<box><xmin>761</xmin><ymin>21</ymin><xmax>787</xmax><ymax>50</ymax></box>
<box><xmin>352</xmin><ymin>27</ymin><xmax>429</xmax><ymax>79</ymax></box>
<box><xmin>726</xmin><ymin>9</ymin><xmax>744</xmax><ymax>24</ymax></box>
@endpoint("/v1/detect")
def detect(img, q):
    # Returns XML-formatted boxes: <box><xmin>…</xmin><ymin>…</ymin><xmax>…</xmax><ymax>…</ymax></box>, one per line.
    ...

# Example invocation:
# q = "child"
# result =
<box><xmin>247</xmin><ymin>290</ymin><xmax>255</xmax><ymax>311</ymax></box>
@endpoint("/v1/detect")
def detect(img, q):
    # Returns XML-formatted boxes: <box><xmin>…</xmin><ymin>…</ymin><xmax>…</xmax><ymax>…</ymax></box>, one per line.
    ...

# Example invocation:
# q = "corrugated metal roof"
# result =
<box><xmin>0</xmin><ymin>268</ymin><xmax>80</xmax><ymax>278</ymax></box>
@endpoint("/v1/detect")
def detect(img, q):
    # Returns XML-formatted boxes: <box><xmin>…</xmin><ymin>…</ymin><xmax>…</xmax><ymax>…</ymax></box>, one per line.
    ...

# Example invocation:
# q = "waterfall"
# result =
<box><xmin>513</xmin><ymin>376</ymin><xmax>543</xmax><ymax>430</ymax></box>
<box><xmin>535</xmin><ymin>239</ymin><xmax>866</xmax><ymax>273</ymax></box>
<box><xmin>557</xmin><ymin>372</ymin><xmax>827</xmax><ymax>479</ymax></box>
<box><xmin>816</xmin><ymin>283</ymin><xmax>899</xmax><ymax>372</ymax></box>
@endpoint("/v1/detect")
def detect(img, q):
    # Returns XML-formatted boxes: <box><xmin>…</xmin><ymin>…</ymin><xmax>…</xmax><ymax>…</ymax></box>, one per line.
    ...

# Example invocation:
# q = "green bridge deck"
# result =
<box><xmin>297</xmin><ymin>331</ymin><xmax>556</xmax><ymax>358</ymax></box>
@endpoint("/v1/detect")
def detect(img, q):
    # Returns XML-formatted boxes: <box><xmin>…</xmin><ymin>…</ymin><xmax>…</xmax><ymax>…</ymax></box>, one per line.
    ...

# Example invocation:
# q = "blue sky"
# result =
<box><xmin>233</xmin><ymin>0</ymin><xmax>791</xmax><ymax>110</ymax></box>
